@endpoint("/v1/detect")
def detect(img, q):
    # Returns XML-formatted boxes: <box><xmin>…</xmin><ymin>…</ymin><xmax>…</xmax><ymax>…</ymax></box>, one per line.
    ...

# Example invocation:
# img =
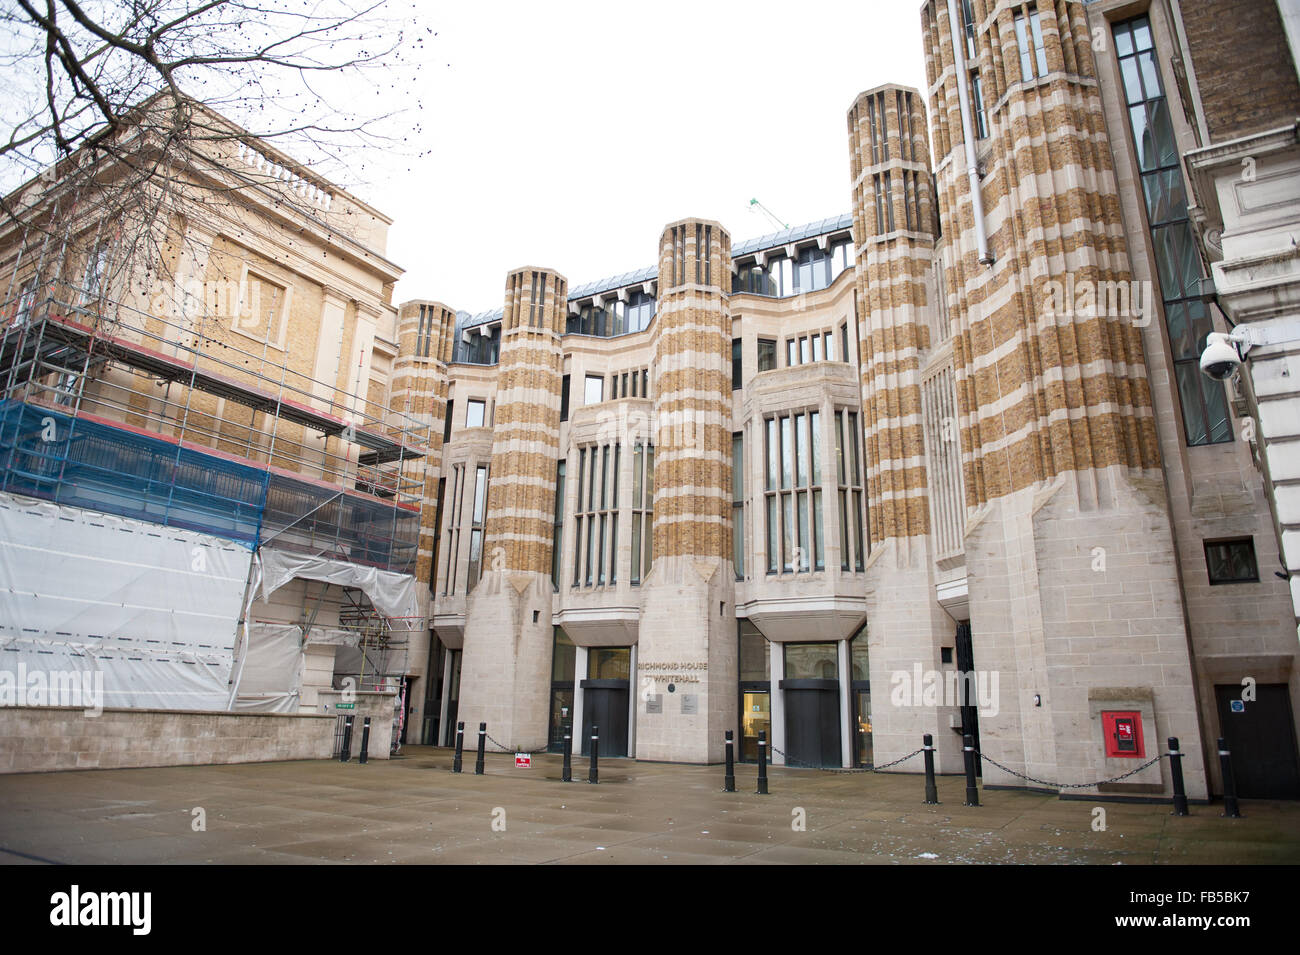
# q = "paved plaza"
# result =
<box><xmin>2</xmin><ymin>747</ymin><xmax>1298</xmax><ymax>865</ymax></box>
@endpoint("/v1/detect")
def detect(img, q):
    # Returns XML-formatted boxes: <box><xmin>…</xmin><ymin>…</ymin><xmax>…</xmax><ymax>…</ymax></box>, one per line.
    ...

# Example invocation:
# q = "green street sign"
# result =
<box><xmin>336</xmin><ymin>702</ymin><xmax>356</xmax><ymax>710</ymax></box>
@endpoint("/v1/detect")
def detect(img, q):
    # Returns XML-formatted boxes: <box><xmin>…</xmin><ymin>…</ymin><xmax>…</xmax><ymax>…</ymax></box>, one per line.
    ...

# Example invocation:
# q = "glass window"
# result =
<box><xmin>465</xmin><ymin>399</ymin><xmax>485</xmax><ymax>429</ymax></box>
<box><xmin>552</xmin><ymin>627</ymin><xmax>576</xmax><ymax>682</ymax></box>
<box><xmin>758</xmin><ymin>339</ymin><xmax>776</xmax><ymax>373</ymax></box>
<box><xmin>733</xmin><ymin>431</ymin><xmax>745</xmax><ymax>578</ymax></box>
<box><xmin>1204</xmin><ymin>538</ymin><xmax>1258</xmax><ymax>585</ymax></box>
<box><xmin>588</xmin><ymin>647</ymin><xmax>630</xmax><ymax>680</ymax></box>
<box><xmin>585</xmin><ymin>374</ymin><xmax>603</xmax><ymax>405</ymax></box>
<box><xmin>732</xmin><ymin>338</ymin><xmax>743</xmax><ymax>390</ymax></box>
<box><xmin>739</xmin><ymin>619</ymin><xmax>770</xmax><ymax>682</ymax></box>
<box><xmin>1114</xmin><ymin>13</ymin><xmax>1231</xmax><ymax>447</ymax></box>
<box><xmin>784</xmin><ymin>643</ymin><xmax>838</xmax><ymax>680</ymax></box>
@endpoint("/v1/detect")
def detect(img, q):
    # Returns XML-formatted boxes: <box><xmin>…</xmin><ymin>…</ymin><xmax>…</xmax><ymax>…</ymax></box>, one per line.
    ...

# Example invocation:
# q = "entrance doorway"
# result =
<box><xmin>740</xmin><ymin>689</ymin><xmax>771</xmax><ymax>761</ymax></box>
<box><xmin>581</xmin><ymin>681</ymin><xmax>628</xmax><ymax>757</ymax></box>
<box><xmin>781</xmin><ymin>642</ymin><xmax>841</xmax><ymax>768</ymax></box>
<box><xmin>1214</xmin><ymin>684</ymin><xmax>1300</xmax><ymax>798</ymax></box>
<box><xmin>955</xmin><ymin>621</ymin><xmax>980</xmax><ymax>777</ymax></box>
<box><xmin>581</xmin><ymin>646</ymin><xmax>630</xmax><ymax>757</ymax></box>
<box><xmin>781</xmin><ymin>680</ymin><xmax>841</xmax><ymax>767</ymax></box>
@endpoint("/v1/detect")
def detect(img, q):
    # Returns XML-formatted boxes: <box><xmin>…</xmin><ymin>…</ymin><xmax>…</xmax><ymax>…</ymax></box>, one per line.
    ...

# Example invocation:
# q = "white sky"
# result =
<box><xmin>364</xmin><ymin>0</ymin><xmax>930</xmax><ymax>312</ymax></box>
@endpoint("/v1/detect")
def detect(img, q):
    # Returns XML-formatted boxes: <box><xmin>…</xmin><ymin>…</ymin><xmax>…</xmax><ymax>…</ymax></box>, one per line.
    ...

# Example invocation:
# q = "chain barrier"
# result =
<box><xmin>480</xmin><ymin>731</ymin><xmax>1169</xmax><ymax>792</ymax></box>
<box><xmin>767</xmin><ymin>743</ymin><xmax>925</xmax><ymax>773</ymax></box>
<box><xmin>975</xmin><ymin>749</ymin><xmax>1168</xmax><ymax>790</ymax></box>
<box><xmin>484</xmin><ymin>732</ymin><xmax>525</xmax><ymax>755</ymax></box>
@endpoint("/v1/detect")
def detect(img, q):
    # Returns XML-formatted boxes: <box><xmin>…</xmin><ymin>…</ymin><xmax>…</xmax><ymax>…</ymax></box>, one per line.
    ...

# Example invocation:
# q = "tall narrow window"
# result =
<box><xmin>585</xmin><ymin>374</ymin><xmax>603</xmax><ymax>406</ymax></box>
<box><xmin>466</xmin><ymin>465</ymin><xmax>487</xmax><ymax>591</ymax></box>
<box><xmin>631</xmin><ymin>442</ymin><xmax>655</xmax><ymax>584</ymax></box>
<box><xmin>758</xmin><ymin>338</ymin><xmax>776</xmax><ymax>373</ymax></box>
<box><xmin>970</xmin><ymin>71</ymin><xmax>988</xmax><ymax>139</ymax></box>
<box><xmin>763</xmin><ymin>412</ymin><xmax>824</xmax><ymax>574</ymax></box>
<box><xmin>732</xmin><ymin>338</ymin><xmax>743</xmax><ymax>390</ymax></box>
<box><xmin>733</xmin><ymin>431</ymin><xmax>745</xmax><ymax>579</ymax></box>
<box><xmin>551</xmin><ymin>460</ymin><xmax>566</xmax><ymax>589</ymax></box>
<box><xmin>836</xmin><ymin>410</ymin><xmax>866</xmax><ymax>571</ymax></box>
<box><xmin>1114</xmin><ymin>14</ymin><xmax>1230</xmax><ymax>446</ymax></box>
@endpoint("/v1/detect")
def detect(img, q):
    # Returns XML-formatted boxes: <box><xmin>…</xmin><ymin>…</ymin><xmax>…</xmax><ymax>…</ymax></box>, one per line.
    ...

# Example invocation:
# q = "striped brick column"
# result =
<box><xmin>848</xmin><ymin>84</ymin><xmax>938</xmax><ymax>549</ymax></box>
<box><xmin>481</xmin><ymin>267</ymin><xmax>567</xmax><ymax>575</ymax></box>
<box><xmin>457</xmin><ymin>267</ymin><xmax>566</xmax><ymax>752</ymax></box>
<box><xmin>391</xmin><ymin>300</ymin><xmax>456</xmax><ymax>586</ymax></box>
<box><xmin>846</xmin><ymin>84</ymin><xmax>954</xmax><ymax>769</ymax></box>
<box><xmin>636</xmin><ymin>218</ymin><xmax>736</xmax><ymax>763</ymax></box>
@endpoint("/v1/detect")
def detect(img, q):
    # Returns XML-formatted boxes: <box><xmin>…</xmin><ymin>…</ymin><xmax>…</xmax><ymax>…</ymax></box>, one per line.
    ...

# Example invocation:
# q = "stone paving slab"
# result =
<box><xmin>1</xmin><ymin>746</ymin><xmax>1298</xmax><ymax>865</ymax></box>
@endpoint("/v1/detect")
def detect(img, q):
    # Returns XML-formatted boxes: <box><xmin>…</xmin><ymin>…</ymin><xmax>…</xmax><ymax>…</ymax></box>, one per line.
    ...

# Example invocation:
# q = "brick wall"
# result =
<box><xmin>1181</xmin><ymin>0</ymin><xmax>1300</xmax><ymax>142</ymax></box>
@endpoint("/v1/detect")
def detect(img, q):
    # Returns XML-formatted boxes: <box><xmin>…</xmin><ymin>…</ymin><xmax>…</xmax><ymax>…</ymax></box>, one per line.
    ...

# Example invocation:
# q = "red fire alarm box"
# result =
<box><xmin>1102</xmin><ymin>711</ymin><xmax>1144</xmax><ymax>758</ymax></box>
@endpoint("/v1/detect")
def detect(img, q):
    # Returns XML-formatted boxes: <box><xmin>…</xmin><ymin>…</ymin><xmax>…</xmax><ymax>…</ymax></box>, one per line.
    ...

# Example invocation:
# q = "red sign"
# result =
<box><xmin>514</xmin><ymin>754</ymin><xmax>532</xmax><ymax>768</ymax></box>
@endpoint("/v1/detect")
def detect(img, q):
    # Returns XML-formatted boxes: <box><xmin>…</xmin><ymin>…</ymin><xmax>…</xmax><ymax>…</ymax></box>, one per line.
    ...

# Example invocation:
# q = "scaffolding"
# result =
<box><xmin>0</xmin><ymin>286</ymin><xmax>432</xmax><ymax>574</ymax></box>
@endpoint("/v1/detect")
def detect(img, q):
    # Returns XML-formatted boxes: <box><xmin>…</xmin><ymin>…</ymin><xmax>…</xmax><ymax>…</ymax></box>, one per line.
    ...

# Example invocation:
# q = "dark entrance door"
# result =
<box><xmin>1215</xmin><ymin>684</ymin><xmax>1300</xmax><ymax>799</ymax></box>
<box><xmin>780</xmin><ymin>678</ymin><xmax>841</xmax><ymax>768</ymax></box>
<box><xmin>581</xmin><ymin>679</ymin><xmax>629</xmax><ymax>757</ymax></box>
<box><xmin>955</xmin><ymin>621</ymin><xmax>981</xmax><ymax>777</ymax></box>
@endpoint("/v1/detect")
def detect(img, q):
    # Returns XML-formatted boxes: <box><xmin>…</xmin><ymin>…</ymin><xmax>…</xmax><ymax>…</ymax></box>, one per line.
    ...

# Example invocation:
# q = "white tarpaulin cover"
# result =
<box><xmin>0</xmin><ymin>491</ymin><xmax>250</xmax><ymax>710</ymax></box>
<box><xmin>258</xmin><ymin>550</ymin><xmax>418</xmax><ymax>622</ymax></box>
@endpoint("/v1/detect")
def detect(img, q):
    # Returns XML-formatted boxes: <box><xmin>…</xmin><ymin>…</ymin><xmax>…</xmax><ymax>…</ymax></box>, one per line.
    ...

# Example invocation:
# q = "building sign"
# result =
<box><xmin>514</xmin><ymin>754</ymin><xmax>532</xmax><ymax>768</ymax></box>
<box><xmin>681</xmin><ymin>695</ymin><xmax>698</xmax><ymax>715</ymax></box>
<box><xmin>637</xmin><ymin>661</ymin><xmax>708</xmax><ymax>685</ymax></box>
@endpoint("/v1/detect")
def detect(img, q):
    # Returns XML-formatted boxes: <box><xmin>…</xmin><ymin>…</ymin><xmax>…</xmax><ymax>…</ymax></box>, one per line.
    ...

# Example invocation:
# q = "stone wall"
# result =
<box><xmin>0</xmin><ymin>706</ymin><xmax>334</xmax><ymax>774</ymax></box>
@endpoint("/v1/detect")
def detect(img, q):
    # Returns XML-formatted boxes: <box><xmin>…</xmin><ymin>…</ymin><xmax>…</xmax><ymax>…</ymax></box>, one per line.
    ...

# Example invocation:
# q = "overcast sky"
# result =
<box><xmin>367</xmin><ymin>1</ymin><xmax>930</xmax><ymax>312</ymax></box>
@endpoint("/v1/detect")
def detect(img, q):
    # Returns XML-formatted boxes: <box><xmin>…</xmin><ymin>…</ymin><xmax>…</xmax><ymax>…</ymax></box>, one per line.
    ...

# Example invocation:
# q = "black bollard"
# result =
<box><xmin>475</xmin><ymin>722</ymin><xmax>487</xmax><ymax>776</ymax></box>
<box><xmin>588</xmin><ymin>724</ymin><xmax>599</xmax><ymax>784</ymax></box>
<box><xmin>756</xmin><ymin>730</ymin><xmax>768</xmax><ymax>795</ymax></box>
<box><xmin>923</xmin><ymin>733</ymin><xmax>939</xmax><ymax>805</ymax></box>
<box><xmin>1168</xmin><ymin>736</ymin><xmax>1189</xmax><ymax>816</ymax></box>
<box><xmin>724</xmin><ymin>730</ymin><xmax>736</xmax><ymax>792</ymax></box>
<box><xmin>962</xmin><ymin>734</ymin><xmax>979</xmax><ymax>807</ymax></box>
<box><xmin>339</xmin><ymin>715</ymin><xmax>354</xmax><ymax>762</ymax></box>
<box><xmin>359</xmin><ymin>717</ymin><xmax>371</xmax><ymax>764</ymax></box>
<box><xmin>561</xmin><ymin>723</ymin><xmax>572</xmax><ymax>783</ymax></box>
<box><xmin>452</xmin><ymin>721</ymin><xmax>464</xmax><ymax>773</ymax></box>
<box><xmin>1217</xmin><ymin>738</ymin><xmax>1241</xmax><ymax>818</ymax></box>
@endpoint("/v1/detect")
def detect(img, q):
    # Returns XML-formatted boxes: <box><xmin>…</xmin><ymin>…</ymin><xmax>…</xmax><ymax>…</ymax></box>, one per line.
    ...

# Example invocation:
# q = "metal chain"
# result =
<box><xmin>766</xmin><ymin>744</ymin><xmax>925</xmax><ymax>773</ymax></box>
<box><xmin>975</xmin><ymin>749</ymin><xmax>1168</xmax><ymax>790</ymax></box>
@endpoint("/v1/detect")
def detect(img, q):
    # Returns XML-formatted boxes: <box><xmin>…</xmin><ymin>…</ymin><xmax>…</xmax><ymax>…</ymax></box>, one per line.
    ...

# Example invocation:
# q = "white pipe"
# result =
<box><xmin>945</xmin><ymin>0</ymin><xmax>994</xmax><ymax>265</ymax></box>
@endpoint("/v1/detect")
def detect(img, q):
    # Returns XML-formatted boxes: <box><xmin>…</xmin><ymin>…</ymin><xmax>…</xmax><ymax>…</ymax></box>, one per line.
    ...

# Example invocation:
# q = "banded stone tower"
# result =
<box><xmin>848</xmin><ymin>84</ymin><xmax>959</xmax><ymax>764</ymax></box>
<box><xmin>920</xmin><ymin>0</ymin><xmax>1204</xmax><ymax>795</ymax></box>
<box><xmin>391</xmin><ymin>300</ymin><xmax>455</xmax><ymax>700</ymax></box>
<box><xmin>391</xmin><ymin>300</ymin><xmax>457</xmax><ymax>587</ymax></box>
<box><xmin>636</xmin><ymin>219</ymin><xmax>737</xmax><ymax>763</ymax></box>
<box><xmin>458</xmin><ymin>267</ymin><xmax>568</xmax><ymax>750</ymax></box>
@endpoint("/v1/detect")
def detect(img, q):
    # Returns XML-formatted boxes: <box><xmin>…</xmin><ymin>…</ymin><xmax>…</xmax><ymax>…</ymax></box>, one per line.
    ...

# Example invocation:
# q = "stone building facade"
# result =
<box><xmin>413</xmin><ymin>0</ymin><xmax>1300</xmax><ymax>801</ymax></box>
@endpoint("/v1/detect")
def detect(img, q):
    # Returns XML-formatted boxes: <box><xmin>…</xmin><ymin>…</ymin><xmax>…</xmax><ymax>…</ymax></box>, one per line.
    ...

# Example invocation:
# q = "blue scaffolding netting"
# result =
<box><xmin>0</xmin><ymin>399</ymin><xmax>418</xmax><ymax>573</ymax></box>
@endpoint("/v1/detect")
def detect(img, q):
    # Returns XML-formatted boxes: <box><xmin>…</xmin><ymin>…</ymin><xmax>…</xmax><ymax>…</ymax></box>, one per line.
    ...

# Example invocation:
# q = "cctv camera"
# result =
<box><xmin>1199</xmin><ymin>332</ymin><xmax>1241</xmax><ymax>381</ymax></box>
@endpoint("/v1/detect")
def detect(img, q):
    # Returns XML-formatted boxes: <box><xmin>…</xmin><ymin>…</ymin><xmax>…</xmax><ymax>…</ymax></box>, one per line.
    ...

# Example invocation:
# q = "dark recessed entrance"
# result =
<box><xmin>1214</xmin><ymin>683</ymin><xmax>1300</xmax><ymax>799</ymax></box>
<box><xmin>581</xmin><ymin>680</ymin><xmax>629</xmax><ymax>757</ymax></box>
<box><xmin>581</xmin><ymin>646</ymin><xmax>630</xmax><ymax>757</ymax></box>
<box><xmin>780</xmin><ymin>678</ymin><xmax>841</xmax><ymax>768</ymax></box>
<box><xmin>781</xmin><ymin>642</ymin><xmax>842</xmax><ymax>768</ymax></box>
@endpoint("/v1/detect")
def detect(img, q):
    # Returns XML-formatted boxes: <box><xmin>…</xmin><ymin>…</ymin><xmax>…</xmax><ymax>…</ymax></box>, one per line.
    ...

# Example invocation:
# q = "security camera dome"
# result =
<box><xmin>1200</xmin><ymin>332</ymin><xmax>1241</xmax><ymax>381</ymax></box>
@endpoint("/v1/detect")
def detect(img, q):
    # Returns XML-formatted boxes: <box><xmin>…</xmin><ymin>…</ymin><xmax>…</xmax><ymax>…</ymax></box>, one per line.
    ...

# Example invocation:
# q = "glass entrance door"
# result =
<box><xmin>548</xmin><ymin>688</ymin><xmax>574</xmax><ymax>753</ymax></box>
<box><xmin>741</xmin><ymin>691</ymin><xmax>771</xmax><ymax>761</ymax></box>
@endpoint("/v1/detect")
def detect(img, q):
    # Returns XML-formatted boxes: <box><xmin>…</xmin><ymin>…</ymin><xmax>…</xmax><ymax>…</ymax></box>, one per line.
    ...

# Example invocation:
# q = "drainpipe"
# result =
<box><xmin>945</xmin><ymin>0</ymin><xmax>995</xmax><ymax>265</ymax></box>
